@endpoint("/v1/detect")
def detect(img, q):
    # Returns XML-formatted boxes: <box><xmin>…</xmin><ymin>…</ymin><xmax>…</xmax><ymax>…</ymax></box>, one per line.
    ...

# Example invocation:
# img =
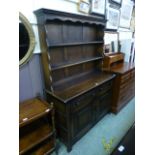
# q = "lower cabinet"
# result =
<box><xmin>71</xmin><ymin>91</ymin><xmax>95</xmax><ymax>141</ymax></box>
<box><xmin>46</xmin><ymin>79</ymin><xmax>113</xmax><ymax>152</ymax></box>
<box><xmin>72</xmin><ymin>103</ymin><xmax>93</xmax><ymax>139</ymax></box>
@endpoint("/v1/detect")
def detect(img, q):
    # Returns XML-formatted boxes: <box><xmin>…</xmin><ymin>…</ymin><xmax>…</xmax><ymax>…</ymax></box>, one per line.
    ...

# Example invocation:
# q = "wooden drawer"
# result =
<box><xmin>131</xmin><ymin>70</ymin><xmax>135</xmax><ymax>77</ymax></box>
<box><xmin>97</xmin><ymin>81</ymin><xmax>112</xmax><ymax>96</ymax></box>
<box><xmin>96</xmin><ymin>91</ymin><xmax>112</xmax><ymax>112</ymax></box>
<box><xmin>71</xmin><ymin>90</ymin><xmax>96</xmax><ymax>112</ymax></box>
<box><xmin>119</xmin><ymin>79</ymin><xmax>134</xmax><ymax>101</ymax></box>
<box><xmin>120</xmin><ymin>80</ymin><xmax>130</xmax><ymax>91</ymax></box>
<box><xmin>119</xmin><ymin>81</ymin><xmax>134</xmax><ymax>98</ymax></box>
<box><xmin>120</xmin><ymin>77</ymin><xmax>134</xmax><ymax>90</ymax></box>
<box><xmin>118</xmin><ymin>88</ymin><xmax>134</xmax><ymax>105</ymax></box>
<box><xmin>119</xmin><ymin>86</ymin><xmax>130</xmax><ymax>97</ymax></box>
<box><xmin>120</xmin><ymin>72</ymin><xmax>131</xmax><ymax>84</ymax></box>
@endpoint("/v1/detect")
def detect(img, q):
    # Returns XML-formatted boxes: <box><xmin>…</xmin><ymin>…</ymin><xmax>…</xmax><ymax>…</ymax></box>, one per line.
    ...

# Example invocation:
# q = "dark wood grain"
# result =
<box><xmin>19</xmin><ymin>98</ymin><xmax>51</xmax><ymax>127</ymax></box>
<box><xmin>23</xmin><ymin>136</ymin><xmax>55</xmax><ymax>155</ymax></box>
<box><xmin>34</xmin><ymin>8</ymin><xmax>115</xmax><ymax>152</ymax></box>
<box><xmin>54</xmin><ymin>71</ymin><xmax>115</xmax><ymax>102</ymax></box>
<box><xmin>111</xmin><ymin>63</ymin><xmax>135</xmax><ymax>113</ymax></box>
<box><xmin>110</xmin><ymin>62</ymin><xmax>135</xmax><ymax>74</ymax></box>
<box><xmin>103</xmin><ymin>53</ymin><xmax>135</xmax><ymax>113</ymax></box>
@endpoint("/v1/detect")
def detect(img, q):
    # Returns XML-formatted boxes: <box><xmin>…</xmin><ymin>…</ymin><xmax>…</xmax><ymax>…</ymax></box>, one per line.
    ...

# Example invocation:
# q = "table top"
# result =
<box><xmin>19</xmin><ymin>98</ymin><xmax>51</xmax><ymax>127</ymax></box>
<box><xmin>110</xmin><ymin>62</ymin><xmax>135</xmax><ymax>74</ymax></box>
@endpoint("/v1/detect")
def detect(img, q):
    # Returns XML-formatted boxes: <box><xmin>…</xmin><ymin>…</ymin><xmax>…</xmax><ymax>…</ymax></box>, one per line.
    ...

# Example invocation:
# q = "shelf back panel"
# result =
<box><xmin>34</xmin><ymin>9</ymin><xmax>106</xmax><ymax>92</ymax></box>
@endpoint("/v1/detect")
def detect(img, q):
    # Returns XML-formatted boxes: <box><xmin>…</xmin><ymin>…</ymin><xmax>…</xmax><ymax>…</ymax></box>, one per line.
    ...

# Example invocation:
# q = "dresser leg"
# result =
<box><xmin>67</xmin><ymin>145</ymin><xmax>72</xmax><ymax>152</ymax></box>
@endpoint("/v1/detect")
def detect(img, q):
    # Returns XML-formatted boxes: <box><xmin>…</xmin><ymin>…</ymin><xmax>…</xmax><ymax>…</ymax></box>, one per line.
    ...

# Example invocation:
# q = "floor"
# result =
<box><xmin>111</xmin><ymin>124</ymin><xmax>135</xmax><ymax>155</ymax></box>
<box><xmin>52</xmin><ymin>98</ymin><xmax>135</xmax><ymax>155</ymax></box>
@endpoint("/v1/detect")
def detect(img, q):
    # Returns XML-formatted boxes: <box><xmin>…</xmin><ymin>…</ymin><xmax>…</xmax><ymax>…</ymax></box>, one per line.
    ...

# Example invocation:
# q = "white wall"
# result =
<box><xmin>19</xmin><ymin>0</ymin><xmax>90</xmax><ymax>54</ymax></box>
<box><xmin>19</xmin><ymin>0</ymin><xmax>134</xmax><ymax>62</ymax></box>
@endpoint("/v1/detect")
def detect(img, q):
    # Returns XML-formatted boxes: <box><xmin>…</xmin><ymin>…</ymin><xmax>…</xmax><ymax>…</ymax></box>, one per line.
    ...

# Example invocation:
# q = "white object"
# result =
<box><xmin>118</xmin><ymin>145</ymin><xmax>125</xmax><ymax>152</ymax></box>
<box><xmin>67</xmin><ymin>0</ymin><xmax>79</xmax><ymax>3</ymax></box>
<box><xmin>79</xmin><ymin>0</ymin><xmax>90</xmax><ymax>13</ymax></box>
<box><xmin>95</xmin><ymin>83</ymin><xmax>98</xmax><ymax>86</ymax></box>
<box><xmin>119</xmin><ymin>0</ymin><xmax>134</xmax><ymax>28</ymax></box>
<box><xmin>45</xmin><ymin>109</ymin><xmax>50</xmax><ymax>113</ymax></box>
<box><xmin>106</xmin><ymin>7</ymin><xmax>120</xmax><ymax>30</ymax></box>
<box><xmin>22</xmin><ymin>118</ymin><xmax>28</xmax><ymax>121</ymax></box>
<box><xmin>91</xmin><ymin>0</ymin><xmax>106</xmax><ymax>15</ymax></box>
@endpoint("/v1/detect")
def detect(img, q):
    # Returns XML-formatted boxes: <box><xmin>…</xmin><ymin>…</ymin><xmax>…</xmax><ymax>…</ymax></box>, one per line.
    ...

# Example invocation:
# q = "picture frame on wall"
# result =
<box><xmin>119</xmin><ymin>0</ymin><xmax>134</xmax><ymax>28</ymax></box>
<box><xmin>104</xmin><ymin>44</ymin><xmax>112</xmax><ymax>54</ymax></box>
<box><xmin>78</xmin><ymin>0</ymin><xmax>90</xmax><ymax>14</ymax></box>
<box><xmin>109</xmin><ymin>0</ymin><xmax>122</xmax><ymax>6</ymax></box>
<box><xmin>67</xmin><ymin>0</ymin><xmax>79</xmax><ymax>3</ymax></box>
<box><xmin>106</xmin><ymin>7</ymin><xmax>120</xmax><ymax>30</ymax></box>
<box><xmin>90</xmin><ymin>0</ymin><xmax>106</xmax><ymax>15</ymax></box>
<box><xmin>130</xmin><ymin>6</ymin><xmax>135</xmax><ymax>32</ymax></box>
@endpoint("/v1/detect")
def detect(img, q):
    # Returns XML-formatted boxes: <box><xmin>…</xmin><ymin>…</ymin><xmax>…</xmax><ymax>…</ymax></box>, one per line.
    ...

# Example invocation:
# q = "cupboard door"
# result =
<box><xmin>95</xmin><ymin>91</ymin><xmax>112</xmax><ymax>120</ymax></box>
<box><xmin>71</xmin><ymin>93</ymin><xmax>95</xmax><ymax>139</ymax></box>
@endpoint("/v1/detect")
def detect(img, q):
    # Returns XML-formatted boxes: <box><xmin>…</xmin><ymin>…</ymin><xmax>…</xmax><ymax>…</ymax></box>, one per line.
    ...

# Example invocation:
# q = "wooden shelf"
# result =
<box><xmin>47</xmin><ymin>41</ymin><xmax>104</xmax><ymax>48</ymax></box>
<box><xmin>19</xmin><ymin>98</ymin><xmax>56</xmax><ymax>155</ymax></box>
<box><xmin>24</xmin><ymin>136</ymin><xmax>55</xmax><ymax>155</ymax></box>
<box><xmin>53</xmin><ymin>71</ymin><xmax>115</xmax><ymax>102</ymax></box>
<box><xmin>19</xmin><ymin>117</ymin><xmax>54</xmax><ymax>154</ymax></box>
<box><xmin>52</xmin><ymin>56</ymin><xmax>103</xmax><ymax>70</ymax></box>
<box><xmin>20</xmin><ymin>132</ymin><xmax>55</xmax><ymax>155</ymax></box>
<box><xmin>19</xmin><ymin>98</ymin><xmax>51</xmax><ymax>128</ymax></box>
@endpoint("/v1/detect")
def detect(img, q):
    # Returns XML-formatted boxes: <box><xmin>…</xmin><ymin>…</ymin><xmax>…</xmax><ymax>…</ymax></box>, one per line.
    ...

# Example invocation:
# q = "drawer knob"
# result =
<box><xmin>95</xmin><ymin>83</ymin><xmax>98</xmax><ymax>86</ymax></box>
<box><xmin>22</xmin><ymin>118</ymin><xmax>28</xmax><ymax>122</ymax></box>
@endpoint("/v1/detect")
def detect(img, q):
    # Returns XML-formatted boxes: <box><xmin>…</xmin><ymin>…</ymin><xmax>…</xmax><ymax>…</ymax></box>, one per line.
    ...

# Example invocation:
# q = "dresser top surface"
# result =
<box><xmin>110</xmin><ymin>62</ymin><xmax>135</xmax><ymax>74</ymax></box>
<box><xmin>53</xmin><ymin>71</ymin><xmax>115</xmax><ymax>102</ymax></box>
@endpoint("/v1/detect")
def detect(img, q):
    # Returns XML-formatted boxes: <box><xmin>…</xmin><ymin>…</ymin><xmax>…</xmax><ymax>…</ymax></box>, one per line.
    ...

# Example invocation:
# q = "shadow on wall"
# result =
<box><xmin>19</xmin><ymin>54</ymin><xmax>45</xmax><ymax>102</ymax></box>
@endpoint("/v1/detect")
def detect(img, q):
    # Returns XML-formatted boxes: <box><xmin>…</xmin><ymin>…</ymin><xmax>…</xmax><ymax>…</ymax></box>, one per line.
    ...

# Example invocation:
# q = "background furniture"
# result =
<box><xmin>103</xmin><ymin>53</ymin><xmax>135</xmax><ymax>113</ymax></box>
<box><xmin>19</xmin><ymin>98</ymin><xmax>56</xmax><ymax>155</ymax></box>
<box><xmin>34</xmin><ymin>8</ymin><xmax>115</xmax><ymax>152</ymax></box>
